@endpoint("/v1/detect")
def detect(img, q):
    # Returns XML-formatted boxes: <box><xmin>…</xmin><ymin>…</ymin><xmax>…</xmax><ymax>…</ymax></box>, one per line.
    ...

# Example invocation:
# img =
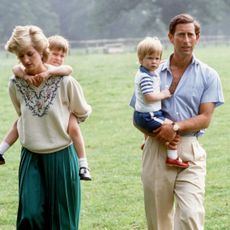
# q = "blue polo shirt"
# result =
<box><xmin>130</xmin><ymin>55</ymin><xmax>224</xmax><ymax>136</ymax></box>
<box><xmin>158</xmin><ymin>55</ymin><xmax>224</xmax><ymax>121</ymax></box>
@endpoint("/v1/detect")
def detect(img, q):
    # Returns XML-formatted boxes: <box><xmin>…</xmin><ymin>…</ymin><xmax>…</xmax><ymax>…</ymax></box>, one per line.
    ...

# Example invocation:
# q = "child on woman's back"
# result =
<box><xmin>0</xmin><ymin>35</ymin><xmax>92</xmax><ymax>180</ymax></box>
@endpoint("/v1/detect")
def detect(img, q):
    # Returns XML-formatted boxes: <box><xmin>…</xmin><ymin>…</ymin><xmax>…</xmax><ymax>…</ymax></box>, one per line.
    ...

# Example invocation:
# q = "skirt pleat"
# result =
<box><xmin>17</xmin><ymin>144</ymin><xmax>81</xmax><ymax>230</ymax></box>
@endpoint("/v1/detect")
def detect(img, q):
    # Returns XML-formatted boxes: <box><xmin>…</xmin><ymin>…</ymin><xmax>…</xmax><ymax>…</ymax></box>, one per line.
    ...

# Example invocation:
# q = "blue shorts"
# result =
<box><xmin>133</xmin><ymin>110</ymin><xmax>165</xmax><ymax>133</ymax></box>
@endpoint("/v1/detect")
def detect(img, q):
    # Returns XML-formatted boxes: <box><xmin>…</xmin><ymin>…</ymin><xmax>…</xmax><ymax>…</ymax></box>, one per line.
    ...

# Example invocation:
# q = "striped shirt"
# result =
<box><xmin>134</xmin><ymin>66</ymin><xmax>162</xmax><ymax>112</ymax></box>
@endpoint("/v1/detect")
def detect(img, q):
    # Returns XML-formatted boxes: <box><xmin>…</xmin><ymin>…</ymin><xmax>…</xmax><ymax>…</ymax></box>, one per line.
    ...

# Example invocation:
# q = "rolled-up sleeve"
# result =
<box><xmin>67</xmin><ymin>77</ymin><xmax>92</xmax><ymax>122</ymax></box>
<box><xmin>8</xmin><ymin>78</ymin><xmax>21</xmax><ymax>116</ymax></box>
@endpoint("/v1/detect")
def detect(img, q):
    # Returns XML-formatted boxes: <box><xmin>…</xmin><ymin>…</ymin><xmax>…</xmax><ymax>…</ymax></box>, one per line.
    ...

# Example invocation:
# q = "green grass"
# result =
<box><xmin>0</xmin><ymin>46</ymin><xmax>229</xmax><ymax>230</ymax></box>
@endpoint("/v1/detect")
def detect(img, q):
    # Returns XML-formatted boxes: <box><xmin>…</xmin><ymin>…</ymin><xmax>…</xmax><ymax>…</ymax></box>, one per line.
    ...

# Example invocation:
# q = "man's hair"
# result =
<box><xmin>5</xmin><ymin>25</ymin><xmax>49</xmax><ymax>62</ymax></box>
<box><xmin>48</xmin><ymin>35</ymin><xmax>69</xmax><ymax>54</ymax></box>
<box><xmin>169</xmin><ymin>13</ymin><xmax>201</xmax><ymax>35</ymax></box>
<box><xmin>137</xmin><ymin>37</ymin><xmax>163</xmax><ymax>61</ymax></box>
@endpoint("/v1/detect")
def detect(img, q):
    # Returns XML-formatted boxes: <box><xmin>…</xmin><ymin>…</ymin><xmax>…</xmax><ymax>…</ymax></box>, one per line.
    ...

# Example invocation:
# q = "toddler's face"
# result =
<box><xmin>140</xmin><ymin>52</ymin><xmax>161</xmax><ymax>72</ymax></box>
<box><xmin>47</xmin><ymin>49</ymin><xmax>66</xmax><ymax>66</ymax></box>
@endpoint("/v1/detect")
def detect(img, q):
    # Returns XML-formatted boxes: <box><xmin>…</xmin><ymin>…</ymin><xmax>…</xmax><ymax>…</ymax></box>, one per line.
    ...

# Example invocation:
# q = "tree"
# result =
<box><xmin>91</xmin><ymin>0</ymin><xmax>230</xmax><ymax>38</ymax></box>
<box><xmin>0</xmin><ymin>0</ymin><xmax>59</xmax><ymax>44</ymax></box>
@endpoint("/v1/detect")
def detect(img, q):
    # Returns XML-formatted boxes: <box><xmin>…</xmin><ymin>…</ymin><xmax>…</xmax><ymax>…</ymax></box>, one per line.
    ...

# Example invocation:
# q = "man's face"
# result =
<box><xmin>168</xmin><ymin>23</ymin><xmax>199</xmax><ymax>56</ymax></box>
<box><xmin>47</xmin><ymin>49</ymin><xmax>66</xmax><ymax>66</ymax></box>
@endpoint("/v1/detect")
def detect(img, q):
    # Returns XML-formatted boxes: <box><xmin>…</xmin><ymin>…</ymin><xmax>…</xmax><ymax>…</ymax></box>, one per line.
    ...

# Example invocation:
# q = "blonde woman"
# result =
<box><xmin>5</xmin><ymin>25</ymin><xmax>92</xmax><ymax>230</ymax></box>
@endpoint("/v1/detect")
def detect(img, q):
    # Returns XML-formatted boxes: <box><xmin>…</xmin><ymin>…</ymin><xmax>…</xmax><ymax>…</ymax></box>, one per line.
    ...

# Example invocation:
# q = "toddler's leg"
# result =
<box><xmin>166</xmin><ymin>145</ymin><xmax>189</xmax><ymax>169</ymax></box>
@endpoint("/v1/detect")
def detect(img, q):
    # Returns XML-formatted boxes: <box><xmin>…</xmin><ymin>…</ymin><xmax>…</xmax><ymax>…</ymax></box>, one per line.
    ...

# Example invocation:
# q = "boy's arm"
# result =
<box><xmin>35</xmin><ymin>64</ymin><xmax>73</xmax><ymax>80</ymax></box>
<box><xmin>13</xmin><ymin>64</ymin><xmax>38</xmax><ymax>85</ymax></box>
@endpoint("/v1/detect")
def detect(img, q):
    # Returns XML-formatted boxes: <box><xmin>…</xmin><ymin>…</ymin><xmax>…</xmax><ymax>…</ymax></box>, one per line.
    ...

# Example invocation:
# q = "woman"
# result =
<box><xmin>5</xmin><ymin>25</ymin><xmax>92</xmax><ymax>230</ymax></box>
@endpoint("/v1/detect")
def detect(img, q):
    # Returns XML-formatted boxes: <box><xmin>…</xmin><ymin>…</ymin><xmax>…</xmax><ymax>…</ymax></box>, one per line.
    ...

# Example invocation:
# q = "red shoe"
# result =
<box><xmin>140</xmin><ymin>142</ymin><xmax>145</xmax><ymax>150</ymax></box>
<box><xmin>166</xmin><ymin>157</ymin><xmax>189</xmax><ymax>169</ymax></box>
<box><xmin>0</xmin><ymin>155</ymin><xmax>5</xmax><ymax>165</ymax></box>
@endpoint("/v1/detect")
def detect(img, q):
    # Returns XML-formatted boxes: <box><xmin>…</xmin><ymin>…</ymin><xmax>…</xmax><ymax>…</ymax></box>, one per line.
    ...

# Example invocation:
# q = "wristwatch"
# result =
<box><xmin>172</xmin><ymin>122</ymin><xmax>180</xmax><ymax>132</ymax></box>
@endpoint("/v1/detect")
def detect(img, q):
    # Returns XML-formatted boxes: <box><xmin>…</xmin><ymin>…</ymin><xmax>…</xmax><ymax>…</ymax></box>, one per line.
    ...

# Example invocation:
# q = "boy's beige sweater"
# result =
<box><xmin>8</xmin><ymin>75</ymin><xmax>92</xmax><ymax>154</ymax></box>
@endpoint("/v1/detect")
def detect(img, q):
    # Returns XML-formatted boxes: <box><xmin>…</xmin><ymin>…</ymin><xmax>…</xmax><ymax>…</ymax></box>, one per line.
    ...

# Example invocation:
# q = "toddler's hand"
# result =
<box><xmin>161</xmin><ymin>89</ymin><xmax>171</xmax><ymax>98</ymax></box>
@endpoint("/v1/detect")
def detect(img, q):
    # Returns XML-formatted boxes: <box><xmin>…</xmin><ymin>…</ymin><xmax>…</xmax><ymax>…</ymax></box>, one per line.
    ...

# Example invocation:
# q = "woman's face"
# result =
<box><xmin>17</xmin><ymin>46</ymin><xmax>44</xmax><ymax>75</ymax></box>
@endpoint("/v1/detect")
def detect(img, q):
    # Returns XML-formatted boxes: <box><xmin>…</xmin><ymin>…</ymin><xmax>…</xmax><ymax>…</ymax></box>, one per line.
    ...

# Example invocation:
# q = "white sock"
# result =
<box><xmin>167</xmin><ymin>149</ymin><xmax>178</xmax><ymax>160</ymax></box>
<box><xmin>79</xmin><ymin>157</ymin><xmax>88</xmax><ymax>168</ymax></box>
<box><xmin>0</xmin><ymin>141</ymin><xmax>10</xmax><ymax>155</ymax></box>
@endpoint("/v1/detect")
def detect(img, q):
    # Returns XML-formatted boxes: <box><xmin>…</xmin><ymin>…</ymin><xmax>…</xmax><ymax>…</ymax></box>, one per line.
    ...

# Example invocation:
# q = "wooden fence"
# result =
<box><xmin>68</xmin><ymin>35</ymin><xmax>230</xmax><ymax>54</ymax></box>
<box><xmin>1</xmin><ymin>35</ymin><xmax>230</xmax><ymax>54</ymax></box>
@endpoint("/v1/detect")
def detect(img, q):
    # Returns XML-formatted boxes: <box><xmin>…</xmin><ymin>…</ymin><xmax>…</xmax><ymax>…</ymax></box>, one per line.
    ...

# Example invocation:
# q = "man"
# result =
<box><xmin>139</xmin><ymin>14</ymin><xmax>224</xmax><ymax>229</ymax></box>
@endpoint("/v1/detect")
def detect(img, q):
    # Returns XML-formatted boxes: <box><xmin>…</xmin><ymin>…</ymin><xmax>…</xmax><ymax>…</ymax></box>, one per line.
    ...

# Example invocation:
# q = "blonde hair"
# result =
<box><xmin>5</xmin><ymin>25</ymin><xmax>49</xmax><ymax>62</ymax></box>
<box><xmin>48</xmin><ymin>35</ymin><xmax>69</xmax><ymax>54</ymax></box>
<box><xmin>137</xmin><ymin>37</ymin><xmax>163</xmax><ymax>61</ymax></box>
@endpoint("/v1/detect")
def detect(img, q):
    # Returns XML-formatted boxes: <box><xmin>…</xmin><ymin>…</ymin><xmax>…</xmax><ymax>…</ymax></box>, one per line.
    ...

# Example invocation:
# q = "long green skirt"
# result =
<box><xmin>16</xmin><ymin>144</ymin><xmax>81</xmax><ymax>230</ymax></box>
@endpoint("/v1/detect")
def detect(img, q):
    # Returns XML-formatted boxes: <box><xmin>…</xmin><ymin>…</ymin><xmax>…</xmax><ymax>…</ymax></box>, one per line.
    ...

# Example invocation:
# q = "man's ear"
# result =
<box><xmin>196</xmin><ymin>33</ymin><xmax>200</xmax><ymax>42</ymax></box>
<box><xmin>168</xmin><ymin>32</ymin><xmax>173</xmax><ymax>44</ymax></box>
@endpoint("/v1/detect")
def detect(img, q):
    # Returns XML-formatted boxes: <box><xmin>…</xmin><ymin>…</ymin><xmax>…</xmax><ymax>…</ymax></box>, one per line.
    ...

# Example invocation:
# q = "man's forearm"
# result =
<box><xmin>176</xmin><ymin>102</ymin><xmax>215</xmax><ymax>134</ymax></box>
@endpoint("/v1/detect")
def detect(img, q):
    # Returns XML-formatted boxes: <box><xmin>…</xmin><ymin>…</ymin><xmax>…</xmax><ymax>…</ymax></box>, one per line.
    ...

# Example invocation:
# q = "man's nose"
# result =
<box><xmin>184</xmin><ymin>34</ymin><xmax>189</xmax><ymax>42</ymax></box>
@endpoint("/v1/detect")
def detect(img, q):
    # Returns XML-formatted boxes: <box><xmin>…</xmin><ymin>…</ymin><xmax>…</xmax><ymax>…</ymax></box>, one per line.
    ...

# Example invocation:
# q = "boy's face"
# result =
<box><xmin>140</xmin><ymin>52</ymin><xmax>161</xmax><ymax>72</ymax></box>
<box><xmin>47</xmin><ymin>49</ymin><xmax>66</xmax><ymax>66</ymax></box>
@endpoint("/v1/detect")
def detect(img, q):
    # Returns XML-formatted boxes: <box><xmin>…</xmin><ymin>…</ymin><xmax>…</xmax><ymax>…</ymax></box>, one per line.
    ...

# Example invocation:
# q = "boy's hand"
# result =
<box><xmin>0</xmin><ymin>155</ymin><xmax>5</xmax><ymax>165</ymax></box>
<box><xmin>35</xmin><ymin>71</ymin><xmax>50</xmax><ymax>81</ymax></box>
<box><xmin>23</xmin><ymin>75</ymin><xmax>43</xmax><ymax>87</ymax></box>
<box><xmin>24</xmin><ymin>75</ymin><xmax>39</xmax><ymax>85</ymax></box>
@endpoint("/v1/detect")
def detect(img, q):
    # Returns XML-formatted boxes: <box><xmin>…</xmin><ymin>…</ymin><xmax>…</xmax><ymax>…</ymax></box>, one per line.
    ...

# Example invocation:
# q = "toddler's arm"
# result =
<box><xmin>144</xmin><ymin>89</ymin><xmax>171</xmax><ymax>102</ymax></box>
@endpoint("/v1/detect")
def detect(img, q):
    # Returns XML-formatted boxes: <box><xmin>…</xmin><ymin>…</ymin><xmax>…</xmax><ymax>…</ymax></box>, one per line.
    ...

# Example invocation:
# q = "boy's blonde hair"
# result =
<box><xmin>137</xmin><ymin>37</ymin><xmax>163</xmax><ymax>61</ymax></box>
<box><xmin>48</xmin><ymin>35</ymin><xmax>69</xmax><ymax>54</ymax></box>
<box><xmin>5</xmin><ymin>25</ymin><xmax>49</xmax><ymax>62</ymax></box>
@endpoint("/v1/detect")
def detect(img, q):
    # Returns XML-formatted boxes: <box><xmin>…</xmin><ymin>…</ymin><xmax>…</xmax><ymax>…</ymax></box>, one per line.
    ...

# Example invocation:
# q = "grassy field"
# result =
<box><xmin>0</xmin><ymin>45</ymin><xmax>229</xmax><ymax>230</ymax></box>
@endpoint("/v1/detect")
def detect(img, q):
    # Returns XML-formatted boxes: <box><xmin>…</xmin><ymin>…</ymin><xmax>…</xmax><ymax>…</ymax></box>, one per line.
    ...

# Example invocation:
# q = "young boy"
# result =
<box><xmin>0</xmin><ymin>35</ymin><xmax>92</xmax><ymax>180</ymax></box>
<box><xmin>133</xmin><ymin>37</ymin><xmax>188</xmax><ymax>168</ymax></box>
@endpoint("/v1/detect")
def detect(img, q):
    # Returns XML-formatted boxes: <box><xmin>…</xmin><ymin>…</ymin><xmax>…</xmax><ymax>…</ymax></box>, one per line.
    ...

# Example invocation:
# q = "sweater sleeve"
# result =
<box><xmin>8</xmin><ymin>78</ymin><xmax>21</xmax><ymax>116</ymax></box>
<box><xmin>67</xmin><ymin>76</ymin><xmax>92</xmax><ymax>122</ymax></box>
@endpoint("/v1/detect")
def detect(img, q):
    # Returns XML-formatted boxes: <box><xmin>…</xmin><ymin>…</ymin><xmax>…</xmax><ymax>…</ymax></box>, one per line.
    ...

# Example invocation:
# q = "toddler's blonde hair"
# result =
<box><xmin>137</xmin><ymin>37</ymin><xmax>163</xmax><ymax>61</ymax></box>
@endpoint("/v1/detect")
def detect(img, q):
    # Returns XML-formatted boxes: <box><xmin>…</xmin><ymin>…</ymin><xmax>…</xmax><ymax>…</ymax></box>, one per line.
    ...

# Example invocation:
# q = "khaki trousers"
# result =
<box><xmin>141</xmin><ymin>136</ymin><xmax>206</xmax><ymax>230</ymax></box>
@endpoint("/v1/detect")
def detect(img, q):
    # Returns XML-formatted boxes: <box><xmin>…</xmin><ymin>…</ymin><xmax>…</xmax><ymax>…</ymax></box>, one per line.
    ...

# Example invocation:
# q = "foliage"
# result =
<box><xmin>0</xmin><ymin>0</ymin><xmax>59</xmax><ymax>43</ymax></box>
<box><xmin>0</xmin><ymin>0</ymin><xmax>230</xmax><ymax>43</ymax></box>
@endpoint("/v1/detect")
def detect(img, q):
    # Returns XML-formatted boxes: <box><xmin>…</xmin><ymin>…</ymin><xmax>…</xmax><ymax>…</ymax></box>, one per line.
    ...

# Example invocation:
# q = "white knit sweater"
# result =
<box><xmin>8</xmin><ymin>75</ymin><xmax>92</xmax><ymax>154</ymax></box>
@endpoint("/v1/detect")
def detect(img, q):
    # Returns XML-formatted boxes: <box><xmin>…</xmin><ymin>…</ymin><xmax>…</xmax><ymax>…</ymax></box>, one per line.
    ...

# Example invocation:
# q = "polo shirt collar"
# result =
<box><xmin>161</xmin><ymin>55</ymin><xmax>199</xmax><ymax>72</ymax></box>
<box><xmin>139</xmin><ymin>65</ymin><xmax>157</xmax><ymax>77</ymax></box>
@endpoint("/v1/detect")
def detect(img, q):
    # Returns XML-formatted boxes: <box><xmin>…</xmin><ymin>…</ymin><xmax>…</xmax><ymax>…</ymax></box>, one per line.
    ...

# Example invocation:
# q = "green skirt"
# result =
<box><xmin>16</xmin><ymin>144</ymin><xmax>81</xmax><ymax>230</ymax></box>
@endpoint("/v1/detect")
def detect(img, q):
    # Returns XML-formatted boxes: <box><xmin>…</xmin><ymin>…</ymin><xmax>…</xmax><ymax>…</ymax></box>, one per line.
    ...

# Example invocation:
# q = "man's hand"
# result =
<box><xmin>153</xmin><ymin>123</ymin><xmax>177</xmax><ymax>144</ymax></box>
